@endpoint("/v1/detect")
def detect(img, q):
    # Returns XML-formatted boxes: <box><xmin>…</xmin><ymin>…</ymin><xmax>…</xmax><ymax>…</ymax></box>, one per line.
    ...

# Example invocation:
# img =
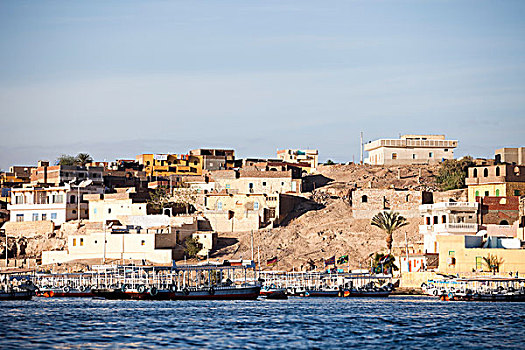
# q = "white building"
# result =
<box><xmin>8</xmin><ymin>183</ymin><xmax>103</xmax><ymax>225</ymax></box>
<box><xmin>364</xmin><ymin>134</ymin><xmax>457</xmax><ymax>165</ymax></box>
<box><xmin>276</xmin><ymin>149</ymin><xmax>318</xmax><ymax>171</ymax></box>
<box><xmin>419</xmin><ymin>202</ymin><xmax>479</xmax><ymax>254</ymax></box>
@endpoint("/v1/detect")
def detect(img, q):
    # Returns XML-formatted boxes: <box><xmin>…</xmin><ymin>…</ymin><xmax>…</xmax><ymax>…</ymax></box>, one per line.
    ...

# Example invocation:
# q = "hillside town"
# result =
<box><xmin>1</xmin><ymin>135</ymin><xmax>525</xmax><ymax>290</ymax></box>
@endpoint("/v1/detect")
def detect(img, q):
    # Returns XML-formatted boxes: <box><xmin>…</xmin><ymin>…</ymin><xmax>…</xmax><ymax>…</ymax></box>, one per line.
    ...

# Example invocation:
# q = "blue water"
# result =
<box><xmin>1</xmin><ymin>296</ymin><xmax>524</xmax><ymax>349</ymax></box>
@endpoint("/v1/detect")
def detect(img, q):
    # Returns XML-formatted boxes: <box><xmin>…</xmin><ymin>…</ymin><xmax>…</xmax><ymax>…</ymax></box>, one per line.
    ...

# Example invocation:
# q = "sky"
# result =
<box><xmin>1</xmin><ymin>0</ymin><xmax>524</xmax><ymax>170</ymax></box>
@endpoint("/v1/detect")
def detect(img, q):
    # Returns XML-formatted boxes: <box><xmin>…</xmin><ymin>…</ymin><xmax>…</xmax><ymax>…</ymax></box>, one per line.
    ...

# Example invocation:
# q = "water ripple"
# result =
<box><xmin>0</xmin><ymin>296</ymin><xmax>524</xmax><ymax>349</ymax></box>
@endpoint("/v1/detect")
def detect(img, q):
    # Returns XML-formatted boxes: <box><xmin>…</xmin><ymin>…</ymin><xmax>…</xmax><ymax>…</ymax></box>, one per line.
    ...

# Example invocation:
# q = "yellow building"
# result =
<box><xmin>466</xmin><ymin>164</ymin><xmax>525</xmax><ymax>202</ymax></box>
<box><xmin>437</xmin><ymin>234</ymin><xmax>525</xmax><ymax>274</ymax></box>
<box><xmin>136</xmin><ymin>154</ymin><xmax>204</xmax><ymax>177</ymax></box>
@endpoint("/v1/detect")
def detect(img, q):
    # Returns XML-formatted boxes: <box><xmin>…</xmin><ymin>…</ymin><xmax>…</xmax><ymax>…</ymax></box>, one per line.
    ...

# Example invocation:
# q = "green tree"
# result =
<box><xmin>371</xmin><ymin>211</ymin><xmax>409</xmax><ymax>253</ymax></box>
<box><xmin>325</xmin><ymin>159</ymin><xmax>335</xmax><ymax>165</ymax></box>
<box><xmin>483</xmin><ymin>254</ymin><xmax>504</xmax><ymax>274</ymax></box>
<box><xmin>436</xmin><ymin>156</ymin><xmax>475</xmax><ymax>191</ymax></box>
<box><xmin>75</xmin><ymin>153</ymin><xmax>93</xmax><ymax>166</ymax></box>
<box><xmin>184</xmin><ymin>236</ymin><xmax>203</xmax><ymax>258</ymax></box>
<box><xmin>147</xmin><ymin>186</ymin><xmax>171</xmax><ymax>212</ymax></box>
<box><xmin>56</xmin><ymin>154</ymin><xmax>77</xmax><ymax>166</ymax></box>
<box><xmin>371</xmin><ymin>252</ymin><xmax>399</xmax><ymax>274</ymax></box>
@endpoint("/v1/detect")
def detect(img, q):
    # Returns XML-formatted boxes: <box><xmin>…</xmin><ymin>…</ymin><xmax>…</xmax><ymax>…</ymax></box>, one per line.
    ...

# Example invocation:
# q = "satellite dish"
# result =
<box><xmin>476</xmin><ymin>230</ymin><xmax>488</xmax><ymax>236</ymax></box>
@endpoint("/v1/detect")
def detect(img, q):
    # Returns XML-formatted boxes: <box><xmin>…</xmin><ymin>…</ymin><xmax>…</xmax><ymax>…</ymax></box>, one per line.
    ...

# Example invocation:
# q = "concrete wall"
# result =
<box><xmin>351</xmin><ymin>189</ymin><xmax>430</xmax><ymax>219</ymax></box>
<box><xmin>204</xmin><ymin>210</ymin><xmax>261</xmax><ymax>232</ymax></box>
<box><xmin>2</xmin><ymin>220</ymin><xmax>55</xmax><ymax>237</ymax></box>
<box><xmin>437</xmin><ymin>235</ymin><xmax>525</xmax><ymax>274</ymax></box>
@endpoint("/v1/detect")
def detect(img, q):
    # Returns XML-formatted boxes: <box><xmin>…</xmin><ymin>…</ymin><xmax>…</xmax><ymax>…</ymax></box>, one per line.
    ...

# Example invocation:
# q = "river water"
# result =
<box><xmin>1</xmin><ymin>296</ymin><xmax>524</xmax><ymax>349</ymax></box>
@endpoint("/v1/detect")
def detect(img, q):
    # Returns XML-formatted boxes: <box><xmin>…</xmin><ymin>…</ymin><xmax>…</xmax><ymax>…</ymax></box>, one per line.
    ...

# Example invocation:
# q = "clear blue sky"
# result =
<box><xmin>1</xmin><ymin>0</ymin><xmax>524</xmax><ymax>169</ymax></box>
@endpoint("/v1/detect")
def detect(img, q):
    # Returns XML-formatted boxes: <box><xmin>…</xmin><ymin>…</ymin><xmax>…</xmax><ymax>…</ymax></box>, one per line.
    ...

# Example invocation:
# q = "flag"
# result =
<box><xmin>266</xmin><ymin>257</ymin><xmax>277</xmax><ymax>266</ymax></box>
<box><xmin>337</xmin><ymin>255</ymin><xmax>349</xmax><ymax>264</ymax></box>
<box><xmin>324</xmin><ymin>256</ymin><xmax>335</xmax><ymax>266</ymax></box>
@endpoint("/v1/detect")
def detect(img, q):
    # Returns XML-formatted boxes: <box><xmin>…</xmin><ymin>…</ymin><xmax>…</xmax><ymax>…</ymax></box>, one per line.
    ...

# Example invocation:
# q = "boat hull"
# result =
<box><xmin>36</xmin><ymin>289</ymin><xmax>95</xmax><ymax>298</ymax></box>
<box><xmin>0</xmin><ymin>291</ymin><xmax>33</xmax><ymax>301</ymax></box>
<box><xmin>93</xmin><ymin>286</ymin><xmax>261</xmax><ymax>301</ymax></box>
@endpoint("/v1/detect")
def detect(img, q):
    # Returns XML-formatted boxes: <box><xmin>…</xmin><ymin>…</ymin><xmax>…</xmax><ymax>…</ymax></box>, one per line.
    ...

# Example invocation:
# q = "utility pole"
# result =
<box><xmin>360</xmin><ymin>131</ymin><xmax>364</xmax><ymax>164</ymax></box>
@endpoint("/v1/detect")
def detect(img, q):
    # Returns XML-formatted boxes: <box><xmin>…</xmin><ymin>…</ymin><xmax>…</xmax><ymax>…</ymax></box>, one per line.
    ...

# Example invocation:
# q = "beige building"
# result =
<box><xmin>364</xmin><ymin>134</ymin><xmax>457</xmax><ymax>165</ymax></box>
<box><xmin>466</xmin><ymin>164</ymin><xmax>525</xmax><ymax>202</ymax></box>
<box><xmin>8</xmin><ymin>183</ymin><xmax>103</xmax><ymax>225</ymax></box>
<box><xmin>85</xmin><ymin>191</ymin><xmax>151</xmax><ymax>222</ymax></box>
<box><xmin>204</xmin><ymin>193</ymin><xmax>297</xmax><ymax>232</ymax></box>
<box><xmin>437</xmin><ymin>234</ymin><xmax>525</xmax><ymax>274</ymax></box>
<box><xmin>210</xmin><ymin>169</ymin><xmax>301</xmax><ymax>194</ymax></box>
<box><xmin>276</xmin><ymin>149</ymin><xmax>318</xmax><ymax>172</ymax></box>
<box><xmin>495</xmin><ymin>147</ymin><xmax>525</xmax><ymax>165</ymax></box>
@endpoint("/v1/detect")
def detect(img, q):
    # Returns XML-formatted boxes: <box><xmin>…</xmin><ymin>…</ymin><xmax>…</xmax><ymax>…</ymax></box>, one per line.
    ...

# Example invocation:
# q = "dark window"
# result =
<box><xmin>361</xmin><ymin>195</ymin><xmax>368</xmax><ymax>203</ymax></box>
<box><xmin>433</xmin><ymin>216</ymin><xmax>438</xmax><ymax>224</ymax></box>
<box><xmin>496</xmin><ymin>167</ymin><xmax>500</xmax><ymax>176</ymax></box>
<box><xmin>473</xmin><ymin>169</ymin><xmax>477</xmax><ymax>177</ymax></box>
<box><xmin>483</xmin><ymin>168</ymin><xmax>488</xmax><ymax>177</ymax></box>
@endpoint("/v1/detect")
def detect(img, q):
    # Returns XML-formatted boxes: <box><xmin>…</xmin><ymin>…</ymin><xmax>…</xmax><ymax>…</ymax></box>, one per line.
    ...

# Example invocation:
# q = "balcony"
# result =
<box><xmin>365</xmin><ymin>139</ymin><xmax>457</xmax><ymax>151</ymax></box>
<box><xmin>419</xmin><ymin>223</ymin><xmax>478</xmax><ymax>234</ymax></box>
<box><xmin>419</xmin><ymin>202</ymin><xmax>478</xmax><ymax>212</ymax></box>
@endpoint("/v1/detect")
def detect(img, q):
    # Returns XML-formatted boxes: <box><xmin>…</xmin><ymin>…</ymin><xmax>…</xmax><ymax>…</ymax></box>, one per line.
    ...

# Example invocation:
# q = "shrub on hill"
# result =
<box><xmin>436</xmin><ymin>157</ymin><xmax>474</xmax><ymax>190</ymax></box>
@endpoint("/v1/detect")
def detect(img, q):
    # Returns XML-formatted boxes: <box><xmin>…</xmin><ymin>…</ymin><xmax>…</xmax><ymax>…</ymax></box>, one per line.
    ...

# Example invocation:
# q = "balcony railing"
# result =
<box><xmin>419</xmin><ymin>202</ymin><xmax>478</xmax><ymax>211</ymax></box>
<box><xmin>419</xmin><ymin>223</ymin><xmax>478</xmax><ymax>234</ymax></box>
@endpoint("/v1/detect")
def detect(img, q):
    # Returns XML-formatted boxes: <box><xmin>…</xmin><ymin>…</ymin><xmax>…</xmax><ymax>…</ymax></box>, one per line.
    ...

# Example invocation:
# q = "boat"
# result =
<box><xmin>260</xmin><ymin>285</ymin><xmax>288</xmax><ymax>299</ymax></box>
<box><xmin>36</xmin><ymin>285</ymin><xmax>95</xmax><ymax>298</ymax></box>
<box><xmin>91</xmin><ymin>260</ymin><xmax>261</xmax><ymax>301</ymax></box>
<box><xmin>0</xmin><ymin>289</ymin><xmax>33</xmax><ymax>301</ymax></box>
<box><xmin>431</xmin><ymin>276</ymin><xmax>525</xmax><ymax>302</ymax></box>
<box><xmin>0</xmin><ymin>270</ymin><xmax>35</xmax><ymax>301</ymax></box>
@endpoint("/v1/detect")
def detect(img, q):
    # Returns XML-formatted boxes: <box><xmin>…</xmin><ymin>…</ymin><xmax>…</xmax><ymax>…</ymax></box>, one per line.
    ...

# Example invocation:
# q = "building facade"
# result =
<box><xmin>210</xmin><ymin>169</ymin><xmax>301</xmax><ymax>195</ymax></box>
<box><xmin>495</xmin><ymin>147</ymin><xmax>525</xmax><ymax>165</ymax></box>
<box><xmin>189</xmin><ymin>149</ymin><xmax>235</xmax><ymax>170</ymax></box>
<box><xmin>466</xmin><ymin>164</ymin><xmax>525</xmax><ymax>202</ymax></box>
<box><xmin>8</xmin><ymin>184</ymin><xmax>103</xmax><ymax>225</ymax></box>
<box><xmin>276</xmin><ymin>149</ymin><xmax>318</xmax><ymax>172</ymax></box>
<box><xmin>364</xmin><ymin>134</ymin><xmax>457</xmax><ymax>165</ymax></box>
<box><xmin>30</xmin><ymin>164</ymin><xmax>104</xmax><ymax>186</ymax></box>
<box><xmin>136</xmin><ymin>154</ymin><xmax>204</xmax><ymax>177</ymax></box>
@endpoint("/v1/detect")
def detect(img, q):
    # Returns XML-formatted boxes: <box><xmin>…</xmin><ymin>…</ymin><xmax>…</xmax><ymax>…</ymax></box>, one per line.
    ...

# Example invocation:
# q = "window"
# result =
<box><xmin>141</xmin><ymin>240</ymin><xmax>145</xmax><ymax>246</ymax></box>
<box><xmin>217</xmin><ymin>201</ymin><xmax>223</xmax><ymax>210</ymax></box>
<box><xmin>225</xmin><ymin>184</ymin><xmax>230</xmax><ymax>189</ymax></box>
<box><xmin>484</xmin><ymin>191</ymin><xmax>489</xmax><ymax>196</ymax></box>
<box><xmin>476</xmin><ymin>256</ymin><xmax>483</xmax><ymax>271</ymax></box>
<box><xmin>412</xmin><ymin>154</ymin><xmax>416</xmax><ymax>159</ymax></box>
<box><xmin>281</xmin><ymin>182</ymin><xmax>284</xmax><ymax>186</ymax></box>
<box><xmin>442</xmin><ymin>215</ymin><xmax>446</xmax><ymax>224</ymax></box>
<box><xmin>80</xmin><ymin>238</ymin><xmax>84</xmax><ymax>246</ymax></box>
<box><xmin>15</xmin><ymin>196</ymin><xmax>24</xmax><ymax>204</ymax></box>
<box><xmin>496</xmin><ymin>167</ymin><xmax>500</xmax><ymax>176</ymax></box>
<box><xmin>499</xmin><ymin>220</ymin><xmax>509</xmax><ymax>225</ymax></box>
<box><xmin>495</xmin><ymin>189</ymin><xmax>500</xmax><ymax>196</ymax></box>
<box><xmin>429</xmin><ymin>152</ymin><xmax>433</xmax><ymax>158</ymax></box>
<box><xmin>73</xmin><ymin>238</ymin><xmax>77</xmax><ymax>246</ymax></box>
<box><xmin>32</xmin><ymin>213</ymin><xmax>39</xmax><ymax>221</ymax></box>
<box><xmin>433</xmin><ymin>216</ymin><xmax>438</xmax><ymax>224</ymax></box>
<box><xmin>483</xmin><ymin>168</ymin><xmax>488</xmax><ymax>177</ymax></box>
<box><xmin>444</xmin><ymin>149</ymin><xmax>448</xmax><ymax>152</ymax></box>
<box><xmin>392</xmin><ymin>153</ymin><xmax>397</xmax><ymax>160</ymax></box>
<box><xmin>514</xmin><ymin>190</ymin><xmax>521</xmax><ymax>196</ymax></box>
<box><xmin>475</xmin><ymin>190</ymin><xmax>479</xmax><ymax>197</ymax></box>
<box><xmin>426</xmin><ymin>217</ymin><xmax>430</xmax><ymax>225</ymax></box>
<box><xmin>108</xmin><ymin>208</ymin><xmax>112</xmax><ymax>214</ymax></box>
<box><xmin>51</xmin><ymin>213</ymin><xmax>57</xmax><ymax>220</ymax></box>
<box><xmin>473</xmin><ymin>169</ymin><xmax>477</xmax><ymax>177</ymax></box>
<box><xmin>254</xmin><ymin>201</ymin><xmax>259</xmax><ymax>210</ymax></box>
<box><xmin>361</xmin><ymin>195</ymin><xmax>368</xmax><ymax>203</ymax></box>
<box><xmin>146</xmin><ymin>161</ymin><xmax>150</xmax><ymax>166</ymax></box>
<box><xmin>16</xmin><ymin>214</ymin><xmax>24</xmax><ymax>222</ymax></box>
<box><xmin>42</xmin><ymin>213</ymin><xmax>47</xmax><ymax>221</ymax></box>
<box><xmin>72</xmin><ymin>210</ymin><xmax>77</xmax><ymax>214</ymax></box>
<box><xmin>70</xmin><ymin>195</ymin><xmax>76</xmax><ymax>204</ymax></box>
<box><xmin>262</xmin><ymin>182</ymin><xmax>267</xmax><ymax>186</ymax></box>
<box><xmin>94</xmin><ymin>208</ymin><xmax>97</xmax><ymax>214</ymax></box>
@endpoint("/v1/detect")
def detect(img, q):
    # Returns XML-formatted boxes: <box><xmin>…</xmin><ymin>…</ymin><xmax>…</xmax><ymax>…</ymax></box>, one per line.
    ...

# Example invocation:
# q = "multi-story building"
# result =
<box><xmin>495</xmin><ymin>147</ymin><xmax>525</xmax><ymax>165</ymax></box>
<box><xmin>465</xmin><ymin>164</ymin><xmax>525</xmax><ymax>202</ymax></box>
<box><xmin>364</xmin><ymin>134</ymin><xmax>457</xmax><ymax>165</ymax></box>
<box><xmin>189</xmin><ymin>149</ymin><xmax>235</xmax><ymax>171</ymax></box>
<box><xmin>30</xmin><ymin>162</ymin><xmax>104</xmax><ymax>186</ymax></box>
<box><xmin>204</xmin><ymin>193</ymin><xmax>297</xmax><ymax>232</ymax></box>
<box><xmin>276</xmin><ymin>149</ymin><xmax>318</xmax><ymax>172</ymax></box>
<box><xmin>84</xmin><ymin>191</ymin><xmax>152</xmax><ymax>222</ymax></box>
<box><xmin>210</xmin><ymin>169</ymin><xmax>301</xmax><ymax>194</ymax></box>
<box><xmin>8</xmin><ymin>183</ymin><xmax>103</xmax><ymax>225</ymax></box>
<box><xmin>136</xmin><ymin>154</ymin><xmax>204</xmax><ymax>177</ymax></box>
<box><xmin>419</xmin><ymin>202</ymin><xmax>479</xmax><ymax>254</ymax></box>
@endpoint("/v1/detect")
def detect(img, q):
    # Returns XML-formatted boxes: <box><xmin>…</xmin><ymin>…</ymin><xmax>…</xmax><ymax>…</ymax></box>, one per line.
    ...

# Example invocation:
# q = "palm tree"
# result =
<box><xmin>371</xmin><ymin>211</ymin><xmax>409</xmax><ymax>253</ymax></box>
<box><xmin>75</xmin><ymin>153</ymin><xmax>93</xmax><ymax>166</ymax></box>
